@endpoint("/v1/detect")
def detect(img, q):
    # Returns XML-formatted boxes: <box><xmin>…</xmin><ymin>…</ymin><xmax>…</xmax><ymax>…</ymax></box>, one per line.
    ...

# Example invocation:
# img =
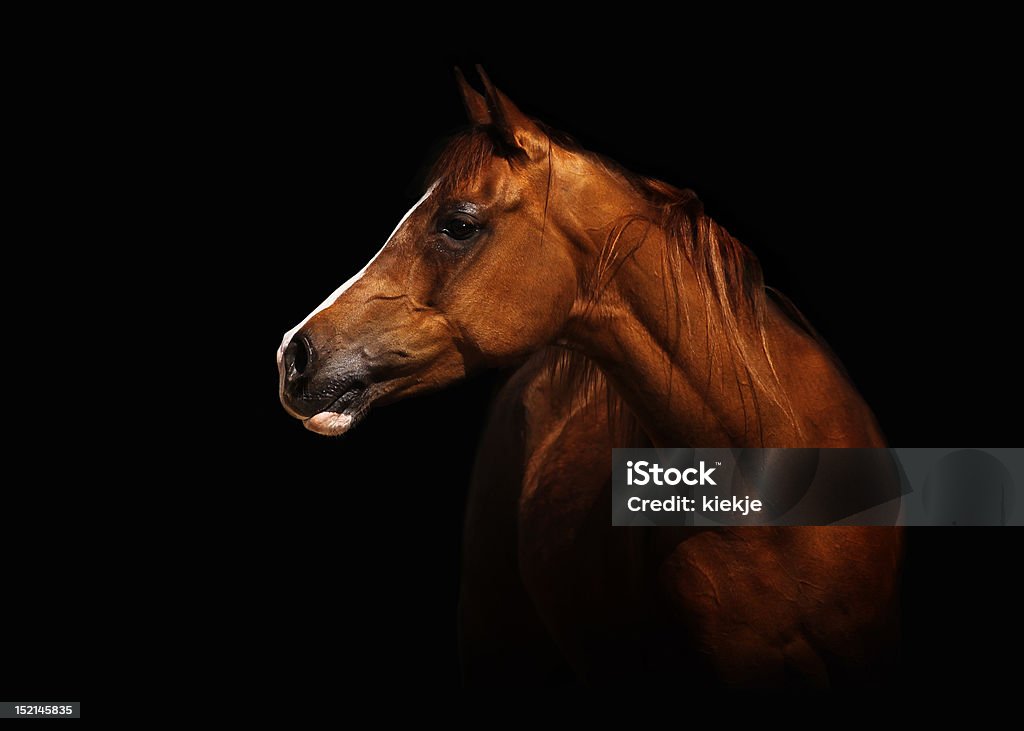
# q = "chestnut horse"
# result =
<box><xmin>277</xmin><ymin>69</ymin><xmax>902</xmax><ymax>687</ymax></box>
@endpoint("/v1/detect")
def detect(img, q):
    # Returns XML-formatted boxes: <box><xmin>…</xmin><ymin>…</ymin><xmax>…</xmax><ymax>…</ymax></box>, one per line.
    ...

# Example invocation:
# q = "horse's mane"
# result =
<box><xmin>428</xmin><ymin>126</ymin><xmax>823</xmax><ymax>441</ymax></box>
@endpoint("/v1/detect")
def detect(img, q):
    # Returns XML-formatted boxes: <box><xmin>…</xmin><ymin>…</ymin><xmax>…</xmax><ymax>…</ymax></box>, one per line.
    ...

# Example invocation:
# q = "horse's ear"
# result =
<box><xmin>454</xmin><ymin>67</ymin><xmax>491</xmax><ymax>126</ymax></box>
<box><xmin>475</xmin><ymin>65</ymin><xmax>547</xmax><ymax>162</ymax></box>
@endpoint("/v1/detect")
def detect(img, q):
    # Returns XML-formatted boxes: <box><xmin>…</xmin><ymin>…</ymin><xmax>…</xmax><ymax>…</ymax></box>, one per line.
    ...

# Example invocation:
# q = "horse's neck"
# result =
<box><xmin>561</xmin><ymin>211</ymin><xmax>883</xmax><ymax>448</ymax></box>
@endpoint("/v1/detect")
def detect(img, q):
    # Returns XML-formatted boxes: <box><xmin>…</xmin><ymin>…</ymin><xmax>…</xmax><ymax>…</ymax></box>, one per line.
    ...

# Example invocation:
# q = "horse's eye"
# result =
<box><xmin>441</xmin><ymin>216</ymin><xmax>479</xmax><ymax>241</ymax></box>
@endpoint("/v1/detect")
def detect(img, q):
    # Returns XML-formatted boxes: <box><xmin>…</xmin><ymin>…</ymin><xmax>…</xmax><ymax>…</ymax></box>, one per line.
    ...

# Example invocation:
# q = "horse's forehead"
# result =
<box><xmin>451</xmin><ymin>158</ymin><xmax>536</xmax><ymax>205</ymax></box>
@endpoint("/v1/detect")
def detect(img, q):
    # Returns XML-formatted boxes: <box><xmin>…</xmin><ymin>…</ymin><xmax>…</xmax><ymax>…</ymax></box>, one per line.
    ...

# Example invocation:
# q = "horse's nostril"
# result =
<box><xmin>285</xmin><ymin>335</ymin><xmax>313</xmax><ymax>380</ymax></box>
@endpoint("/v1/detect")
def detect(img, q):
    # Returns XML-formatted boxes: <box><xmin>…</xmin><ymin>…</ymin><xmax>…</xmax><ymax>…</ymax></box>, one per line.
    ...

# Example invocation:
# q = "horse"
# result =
<box><xmin>276</xmin><ymin>68</ymin><xmax>902</xmax><ymax>687</ymax></box>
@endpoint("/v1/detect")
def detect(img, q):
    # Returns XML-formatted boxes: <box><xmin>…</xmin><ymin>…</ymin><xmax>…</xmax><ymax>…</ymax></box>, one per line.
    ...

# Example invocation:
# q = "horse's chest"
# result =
<box><xmin>515</xmin><ymin>424</ymin><xmax>656</xmax><ymax>654</ymax></box>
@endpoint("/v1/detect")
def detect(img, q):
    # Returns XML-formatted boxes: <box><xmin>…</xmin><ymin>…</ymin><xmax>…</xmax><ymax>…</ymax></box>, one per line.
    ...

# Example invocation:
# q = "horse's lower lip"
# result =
<box><xmin>303</xmin><ymin>384</ymin><xmax>368</xmax><ymax>436</ymax></box>
<box><xmin>304</xmin><ymin>410</ymin><xmax>353</xmax><ymax>436</ymax></box>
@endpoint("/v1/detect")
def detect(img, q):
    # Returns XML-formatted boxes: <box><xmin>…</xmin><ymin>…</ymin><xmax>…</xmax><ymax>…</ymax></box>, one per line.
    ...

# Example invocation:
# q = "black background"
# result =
<box><xmin>4</xmin><ymin>55</ymin><xmax>1018</xmax><ymax>698</ymax></box>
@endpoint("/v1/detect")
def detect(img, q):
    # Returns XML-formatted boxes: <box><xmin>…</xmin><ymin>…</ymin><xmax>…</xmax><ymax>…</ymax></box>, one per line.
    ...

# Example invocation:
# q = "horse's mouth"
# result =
<box><xmin>303</xmin><ymin>382</ymin><xmax>370</xmax><ymax>436</ymax></box>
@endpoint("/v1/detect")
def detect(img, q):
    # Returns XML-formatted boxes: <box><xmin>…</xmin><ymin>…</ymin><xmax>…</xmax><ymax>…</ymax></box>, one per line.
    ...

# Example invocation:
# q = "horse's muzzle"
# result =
<box><xmin>278</xmin><ymin>330</ymin><xmax>371</xmax><ymax>430</ymax></box>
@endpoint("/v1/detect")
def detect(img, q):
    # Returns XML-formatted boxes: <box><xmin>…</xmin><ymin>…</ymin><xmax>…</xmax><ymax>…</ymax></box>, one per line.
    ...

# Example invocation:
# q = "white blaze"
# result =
<box><xmin>277</xmin><ymin>183</ymin><xmax>438</xmax><ymax>368</ymax></box>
